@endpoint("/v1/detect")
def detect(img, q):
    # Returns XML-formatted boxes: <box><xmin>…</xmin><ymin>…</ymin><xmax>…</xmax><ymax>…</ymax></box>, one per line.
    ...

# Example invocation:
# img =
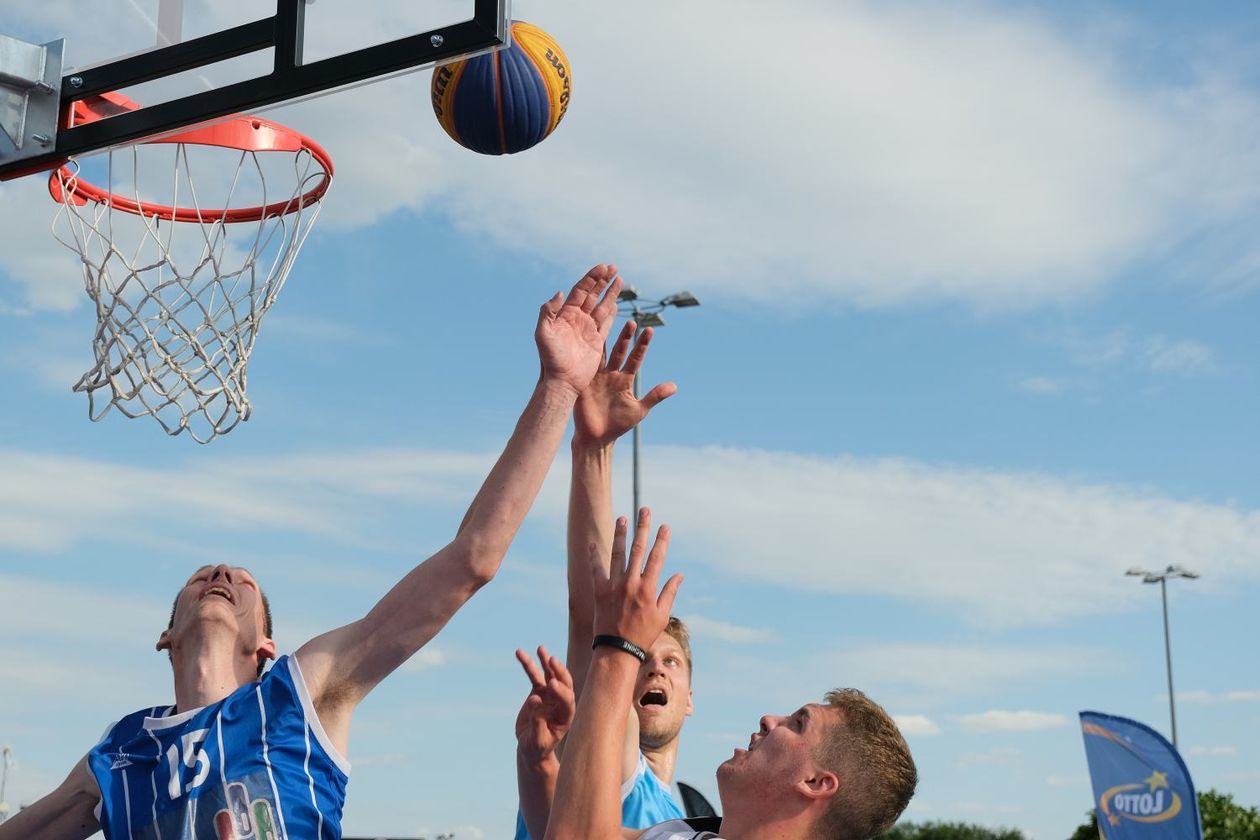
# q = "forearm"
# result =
<box><xmin>0</xmin><ymin>806</ymin><xmax>97</xmax><ymax>840</ymax></box>
<box><xmin>0</xmin><ymin>758</ymin><xmax>100</xmax><ymax>840</ymax></box>
<box><xmin>298</xmin><ymin>378</ymin><xmax>580</xmax><ymax>713</ymax></box>
<box><xmin>565</xmin><ymin>440</ymin><xmax>614</xmax><ymax>697</ymax></box>
<box><xmin>546</xmin><ymin>651</ymin><xmax>638</xmax><ymax>840</ymax></box>
<box><xmin>453</xmin><ymin>377</ymin><xmax>580</xmax><ymax>574</ymax></box>
<box><xmin>518</xmin><ymin>749</ymin><xmax>560</xmax><ymax>840</ymax></box>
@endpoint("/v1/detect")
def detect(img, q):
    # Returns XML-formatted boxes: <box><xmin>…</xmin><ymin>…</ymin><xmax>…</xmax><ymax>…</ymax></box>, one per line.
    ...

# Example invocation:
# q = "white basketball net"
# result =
<box><xmin>51</xmin><ymin>142</ymin><xmax>327</xmax><ymax>443</ymax></box>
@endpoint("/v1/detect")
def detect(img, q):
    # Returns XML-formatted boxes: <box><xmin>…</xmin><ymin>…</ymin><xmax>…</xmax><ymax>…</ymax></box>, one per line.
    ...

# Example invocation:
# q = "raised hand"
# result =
<box><xmin>590</xmin><ymin>509</ymin><xmax>682</xmax><ymax>651</ymax></box>
<box><xmin>573</xmin><ymin>321</ymin><xmax>678</xmax><ymax>447</ymax></box>
<box><xmin>515</xmin><ymin>645</ymin><xmax>577</xmax><ymax>764</ymax></box>
<box><xmin>535</xmin><ymin>265</ymin><xmax>623</xmax><ymax>397</ymax></box>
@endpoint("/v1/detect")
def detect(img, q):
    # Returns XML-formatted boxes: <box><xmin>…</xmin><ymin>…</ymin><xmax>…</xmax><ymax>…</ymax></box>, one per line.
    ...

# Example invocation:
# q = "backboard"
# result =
<box><xmin>0</xmin><ymin>0</ymin><xmax>510</xmax><ymax>178</ymax></box>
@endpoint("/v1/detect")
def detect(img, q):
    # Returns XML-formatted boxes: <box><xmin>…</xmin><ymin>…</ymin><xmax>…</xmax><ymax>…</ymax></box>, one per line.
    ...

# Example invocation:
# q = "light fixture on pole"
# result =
<box><xmin>1125</xmin><ymin>564</ymin><xmax>1199</xmax><ymax>748</ymax></box>
<box><xmin>616</xmin><ymin>287</ymin><xmax>701</xmax><ymax>514</ymax></box>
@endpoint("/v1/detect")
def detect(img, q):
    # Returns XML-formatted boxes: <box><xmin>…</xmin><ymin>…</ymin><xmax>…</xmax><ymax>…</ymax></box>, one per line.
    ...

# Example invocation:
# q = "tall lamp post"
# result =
<box><xmin>0</xmin><ymin>746</ymin><xmax>13</xmax><ymax>824</ymax></box>
<box><xmin>616</xmin><ymin>287</ymin><xmax>700</xmax><ymax>514</ymax></box>
<box><xmin>1125</xmin><ymin>565</ymin><xmax>1199</xmax><ymax>748</ymax></box>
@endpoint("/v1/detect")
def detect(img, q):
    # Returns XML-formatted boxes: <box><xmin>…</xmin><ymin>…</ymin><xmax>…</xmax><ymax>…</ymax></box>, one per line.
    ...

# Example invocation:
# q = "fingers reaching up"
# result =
<box><xmin>514</xmin><ymin>645</ymin><xmax>576</xmax><ymax>763</ymax></box>
<box><xmin>572</xmin><ymin>321</ymin><xmax>678</xmax><ymax>447</ymax></box>
<box><xmin>536</xmin><ymin>265</ymin><xmax>625</xmax><ymax>397</ymax></box>
<box><xmin>590</xmin><ymin>509</ymin><xmax>682</xmax><ymax>651</ymax></box>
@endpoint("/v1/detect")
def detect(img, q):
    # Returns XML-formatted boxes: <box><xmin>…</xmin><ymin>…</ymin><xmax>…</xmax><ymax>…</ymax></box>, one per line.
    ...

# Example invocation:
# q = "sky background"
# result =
<box><xmin>2</xmin><ymin>1</ymin><xmax>1259</xmax><ymax>838</ymax></box>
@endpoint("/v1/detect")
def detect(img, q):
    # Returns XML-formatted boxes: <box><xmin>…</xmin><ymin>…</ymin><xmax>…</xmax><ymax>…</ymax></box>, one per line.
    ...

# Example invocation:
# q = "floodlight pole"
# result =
<box><xmin>0</xmin><ymin>746</ymin><xmax>12</xmax><ymax>824</ymax></box>
<box><xmin>616</xmin><ymin>288</ymin><xmax>701</xmax><ymax>514</ymax></box>
<box><xmin>1159</xmin><ymin>576</ymin><xmax>1176</xmax><ymax>747</ymax></box>
<box><xmin>633</xmin><ymin>354</ymin><xmax>643</xmax><ymax>516</ymax></box>
<box><xmin>1125</xmin><ymin>565</ymin><xmax>1199</xmax><ymax>749</ymax></box>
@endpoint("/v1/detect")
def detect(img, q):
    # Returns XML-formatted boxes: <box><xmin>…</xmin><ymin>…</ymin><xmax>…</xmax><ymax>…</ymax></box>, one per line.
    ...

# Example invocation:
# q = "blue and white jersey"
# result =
<box><xmin>514</xmin><ymin>752</ymin><xmax>683</xmax><ymax>840</ymax></box>
<box><xmin>88</xmin><ymin>655</ymin><xmax>350</xmax><ymax>840</ymax></box>
<box><xmin>620</xmin><ymin>753</ymin><xmax>685</xmax><ymax>830</ymax></box>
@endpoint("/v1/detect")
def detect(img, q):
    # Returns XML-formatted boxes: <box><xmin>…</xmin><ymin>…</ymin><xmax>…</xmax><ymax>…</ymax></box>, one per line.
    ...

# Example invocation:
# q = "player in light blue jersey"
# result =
<box><xmin>0</xmin><ymin>266</ymin><xmax>628</xmax><ymax>840</ymax></box>
<box><xmin>544</xmin><ymin>514</ymin><xmax>919</xmax><ymax>840</ymax></box>
<box><xmin>513</xmin><ymin>321</ymin><xmax>698</xmax><ymax>840</ymax></box>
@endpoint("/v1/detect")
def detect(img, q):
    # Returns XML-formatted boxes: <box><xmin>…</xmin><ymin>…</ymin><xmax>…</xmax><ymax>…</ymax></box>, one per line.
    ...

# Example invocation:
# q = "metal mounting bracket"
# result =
<box><xmin>0</xmin><ymin>34</ymin><xmax>64</xmax><ymax>165</ymax></box>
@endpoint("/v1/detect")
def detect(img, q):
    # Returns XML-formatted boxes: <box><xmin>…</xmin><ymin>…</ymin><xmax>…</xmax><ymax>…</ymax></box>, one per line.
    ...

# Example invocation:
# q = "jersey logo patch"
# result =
<box><xmin>111</xmin><ymin>755</ymin><xmax>134</xmax><ymax>770</ymax></box>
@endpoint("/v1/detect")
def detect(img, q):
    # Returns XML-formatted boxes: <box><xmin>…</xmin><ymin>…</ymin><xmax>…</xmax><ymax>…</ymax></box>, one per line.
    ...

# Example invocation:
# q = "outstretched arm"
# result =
<box><xmin>515</xmin><ymin>646</ymin><xmax>576</xmax><ymax>840</ymax></box>
<box><xmin>567</xmin><ymin>320</ymin><xmax>676</xmax><ymax>695</ymax></box>
<box><xmin>0</xmin><ymin>755</ymin><xmax>99</xmax><ymax>840</ymax></box>
<box><xmin>546</xmin><ymin>511</ymin><xmax>682</xmax><ymax>840</ymax></box>
<box><xmin>295</xmin><ymin>265</ymin><xmax>623</xmax><ymax>756</ymax></box>
<box><xmin>565</xmin><ymin>320</ymin><xmax>675</xmax><ymax>780</ymax></box>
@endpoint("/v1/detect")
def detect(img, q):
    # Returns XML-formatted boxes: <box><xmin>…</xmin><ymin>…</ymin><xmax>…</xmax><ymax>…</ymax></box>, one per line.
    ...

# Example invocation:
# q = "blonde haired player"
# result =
<box><xmin>536</xmin><ymin>511</ymin><xmax>918</xmax><ymax>840</ymax></box>
<box><xmin>515</xmin><ymin>311</ymin><xmax>696</xmax><ymax>839</ymax></box>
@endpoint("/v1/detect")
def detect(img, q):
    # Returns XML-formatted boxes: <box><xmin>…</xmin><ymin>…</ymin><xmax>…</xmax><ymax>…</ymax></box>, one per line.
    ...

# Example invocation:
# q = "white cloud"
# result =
<box><xmin>1058</xmin><ymin>329</ymin><xmax>1216</xmax><ymax>375</ymax></box>
<box><xmin>816</xmin><ymin>644</ymin><xmax>1100</xmax><ymax>704</ymax></box>
<box><xmin>1020</xmin><ymin>376</ymin><xmax>1065</xmax><ymax>395</ymax></box>
<box><xmin>5</xmin><ymin>2</ymin><xmax>1260</xmax><ymax>312</ymax></box>
<box><xmin>264</xmin><ymin>314</ymin><xmax>367</xmax><ymax>344</ymax></box>
<box><xmin>400</xmin><ymin>646</ymin><xmax>448</xmax><ymax>672</ymax></box>
<box><xmin>639</xmin><ymin>445</ymin><xmax>1260</xmax><ymax>626</ymax></box>
<box><xmin>1187</xmin><ymin>745</ymin><xmax>1237</xmax><ymax>757</ymax></box>
<box><xmin>1046</xmin><ymin>774</ymin><xmax>1088</xmax><ymax>787</ymax></box>
<box><xmin>959</xmin><ymin>710</ymin><xmax>1070</xmax><ymax>733</ymax></box>
<box><xmin>1144</xmin><ymin>336</ymin><xmax>1216</xmax><ymax>373</ymax></box>
<box><xmin>681</xmin><ymin>615</ymin><xmax>774</xmax><ymax>643</ymax></box>
<box><xmin>0</xmin><ymin>448</ymin><xmax>493</xmax><ymax>553</ymax></box>
<box><xmin>1173</xmin><ymin>689</ymin><xmax>1260</xmax><ymax>705</ymax></box>
<box><xmin>955</xmin><ymin>799</ymin><xmax>1024</xmax><ymax>817</ymax></box>
<box><xmin>957</xmin><ymin>746</ymin><xmax>1023</xmax><ymax>767</ymax></box>
<box><xmin>5</xmin><ymin>443</ymin><xmax>1260</xmax><ymax>628</ymax></box>
<box><xmin>0</xmin><ymin>574</ymin><xmax>165</xmax><ymax>646</ymax></box>
<box><xmin>0</xmin><ymin>177</ymin><xmax>85</xmax><ymax>311</ymax></box>
<box><xmin>894</xmin><ymin>715</ymin><xmax>942</xmax><ymax>736</ymax></box>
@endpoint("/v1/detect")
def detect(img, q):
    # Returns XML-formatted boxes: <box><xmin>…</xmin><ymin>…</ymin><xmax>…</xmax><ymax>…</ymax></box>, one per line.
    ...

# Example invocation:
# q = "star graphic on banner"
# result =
<box><xmin>1145</xmin><ymin>771</ymin><xmax>1170</xmax><ymax>791</ymax></box>
<box><xmin>1108</xmin><ymin>813</ymin><xmax>1122</xmax><ymax>826</ymax></box>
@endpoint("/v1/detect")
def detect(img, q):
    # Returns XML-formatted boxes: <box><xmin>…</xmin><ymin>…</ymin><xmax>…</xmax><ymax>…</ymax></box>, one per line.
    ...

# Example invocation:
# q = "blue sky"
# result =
<box><xmin>1</xmin><ymin>1</ymin><xmax>1259</xmax><ymax>838</ymax></box>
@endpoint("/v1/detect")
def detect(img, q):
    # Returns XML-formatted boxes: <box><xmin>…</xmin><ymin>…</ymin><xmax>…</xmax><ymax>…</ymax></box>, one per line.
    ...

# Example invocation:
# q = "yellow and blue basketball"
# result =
<box><xmin>431</xmin><ymin>21</ymin><xmax>571</xmax><ymax>155</ymax></box>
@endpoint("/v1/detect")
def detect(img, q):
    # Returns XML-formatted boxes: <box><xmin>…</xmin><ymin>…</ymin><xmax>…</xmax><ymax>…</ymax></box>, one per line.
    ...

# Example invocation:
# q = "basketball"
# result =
<box><xmin>430</xmin><ymin>21</ymin><xmax>572</xmax><ymax>155</ymax></box>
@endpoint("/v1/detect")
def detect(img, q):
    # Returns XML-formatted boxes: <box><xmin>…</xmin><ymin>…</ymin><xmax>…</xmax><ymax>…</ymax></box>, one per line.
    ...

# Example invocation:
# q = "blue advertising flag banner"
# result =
<box><xmin>1079</xmin><ymin>711</ymin><xmax>1202</xmax><ymax>840</ymax></box>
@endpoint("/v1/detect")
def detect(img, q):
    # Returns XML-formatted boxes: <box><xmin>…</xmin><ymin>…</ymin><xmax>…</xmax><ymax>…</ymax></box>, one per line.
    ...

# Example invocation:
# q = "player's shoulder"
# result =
<box><xmin>95</xmin><ymin>705</ymin><xmax>170</xmax><ymax>744</ymax></box>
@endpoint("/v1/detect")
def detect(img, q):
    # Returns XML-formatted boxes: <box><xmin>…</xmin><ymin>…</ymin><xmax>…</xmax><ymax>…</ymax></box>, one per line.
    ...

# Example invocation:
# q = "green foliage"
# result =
<box><xmin>1066</xmin><ymin>790</ymin><xmax>1260</xmax><ymax>840</ymax></box>
<box><xmin>877</xmin><ymin>821</ymin><xmax>1027</xmax><ymax>840</ymax></box>
<box><xmin>1064</xmin><ymin>810</ymin><xmax>1098</xmax><ymax>840</ymax></box>
<box><xmin>1198</xmin><ymin>790</ymin><xmax>1260</xmax><ymax>840</ymax></box>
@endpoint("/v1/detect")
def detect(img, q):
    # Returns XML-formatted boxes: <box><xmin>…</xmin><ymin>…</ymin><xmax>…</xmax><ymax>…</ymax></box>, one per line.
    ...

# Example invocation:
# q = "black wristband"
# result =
<box><xmin>592</xmin><ymin>634</ymin><xmax>647</xmax><ymax>663</ymax></box>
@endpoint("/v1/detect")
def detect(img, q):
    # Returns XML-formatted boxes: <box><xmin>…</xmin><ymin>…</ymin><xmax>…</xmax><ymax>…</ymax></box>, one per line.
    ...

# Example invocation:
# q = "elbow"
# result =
<box><xmin>450</xmin><ymin>533</ymin><xmax>506</xmax><ymax>590</ymax></box>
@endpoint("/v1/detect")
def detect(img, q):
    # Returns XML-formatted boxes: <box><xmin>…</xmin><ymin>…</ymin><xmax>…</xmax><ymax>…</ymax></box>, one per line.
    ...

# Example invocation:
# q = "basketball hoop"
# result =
<box><xmin>49</xmin><ymin>92</ymin><xmax>333</xmax><ymax>443</ymax></box>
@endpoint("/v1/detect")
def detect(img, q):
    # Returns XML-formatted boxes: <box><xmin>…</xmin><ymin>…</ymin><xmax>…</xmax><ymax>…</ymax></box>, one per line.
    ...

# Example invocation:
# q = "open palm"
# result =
<box><xmin>514</xmin><ymin>646</ymin><xmax>576</xmax><ymax>762</ymax></box>
<box><xmin>535</xmin><ymin>265</ymin><xmax>623</xmax><ymax>395</ymax></box>
<box><xmin>574</xmin><ymin>321</ymin><xmax>677</xmax><ymax>446</ymax></box>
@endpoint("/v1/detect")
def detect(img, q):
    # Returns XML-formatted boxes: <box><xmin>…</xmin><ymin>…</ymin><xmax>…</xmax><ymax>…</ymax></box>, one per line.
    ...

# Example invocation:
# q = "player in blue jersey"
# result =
<box><xmin>543</xmin><ymin>513</ymin><xmax>918</xmax><ymax>840</ymax></box>
<box><xmin>0</xmin><ymin>266</ymin><xmax>628</xmax><ymax>840</ymax></box>
<box><xmin>514</xmin><ymin>321</ymin><xmax>697</xmax><ymax>839</ymax></box>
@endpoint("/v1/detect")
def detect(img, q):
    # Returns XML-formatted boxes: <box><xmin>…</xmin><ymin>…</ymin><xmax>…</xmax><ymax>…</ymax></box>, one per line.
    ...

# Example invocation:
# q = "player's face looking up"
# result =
<box><xmin>716</xmin><ymin>691</ymin><xmax>917</xmax><ymax>838</ymax></box>
<box><xmin>718</xmin><ymin>704</ymin><xmax>840</xmax><ymax>799</ymax></box>
<box><xmin>633</xmin><ymin>630</ymin><xmax>694</xmax><ymax>750</ymax></box>
<box><xmin>158</xmin><ymin>565</ymin><xmax>274</xmax><ymax>677</ymax></box>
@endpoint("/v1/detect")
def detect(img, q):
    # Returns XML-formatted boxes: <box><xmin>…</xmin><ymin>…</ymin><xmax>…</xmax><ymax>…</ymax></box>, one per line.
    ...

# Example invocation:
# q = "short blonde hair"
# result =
<box><xmin>662</xmin><ymin>616</ymin><xmax>693</xmax><ymax>677</ymax></box>
<box><xmin>813</xmin><ymin>688</ymin><xmax>917</xmax><ymax>840</ymax></box>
